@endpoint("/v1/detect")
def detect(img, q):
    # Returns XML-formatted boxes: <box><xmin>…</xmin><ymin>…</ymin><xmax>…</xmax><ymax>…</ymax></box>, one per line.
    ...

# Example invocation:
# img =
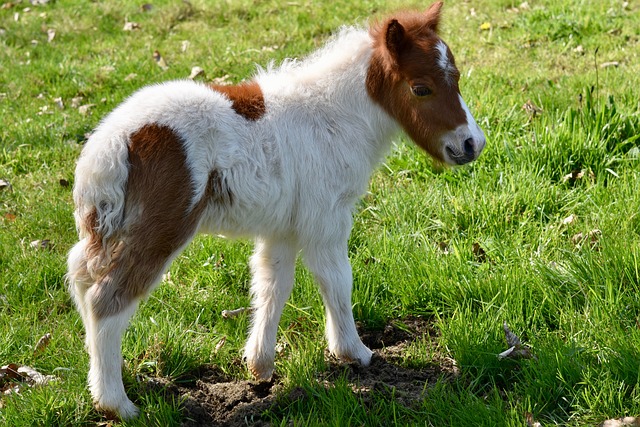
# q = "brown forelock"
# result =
<box><xmin>90</xmin><ymin>124</ymin><xmax>223</xmax><ymax>318</ymax></box>
<box><xmin>366</xmin><ymin>13</ymin><xmax>467</xmax><ymax>162</ymax></box>
<box><xmin>209</xmin><ymin>81</ymin><xmax>266</xmax><ymax>121</ymax></box>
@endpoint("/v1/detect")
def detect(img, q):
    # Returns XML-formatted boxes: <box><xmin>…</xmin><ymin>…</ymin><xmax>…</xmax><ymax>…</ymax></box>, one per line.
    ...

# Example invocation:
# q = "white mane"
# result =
<box><xmin>256</xmin><ymin>26</ymin><xmax>374</xmax><ymax>98</ymax></box>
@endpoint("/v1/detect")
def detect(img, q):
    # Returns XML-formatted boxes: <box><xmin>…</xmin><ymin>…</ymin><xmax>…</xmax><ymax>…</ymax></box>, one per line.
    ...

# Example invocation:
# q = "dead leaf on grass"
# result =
<box><xmin>562</xmin><ymin>214</ymin><xmax>577</xmax><ymax>226</ymax></box>
<box><xmin>498</xmin><ymin>321</ymin><xmax>536</xmax><ymax>360</ymax></box>
<box><xmin>562</xmin><ymin>169</ymin><xmax>583</xmax><ymax>183</ymax></box>
<box><xmin>153</xmin><ymin>50</ymin><xmax>168</xmax><ymax>70</ymax></box>
<box><xmin>211</xmin><ymin>74</ymin><xmax>231</xmax><ymax>85</ymax></box>
<box><xmin>221</xmin><ymin>307</ymin><xmax>253</xmax><ymax>319</ymax></box>
<box><xmin>522</xmin><ymin>100</ymin><xmax>543</xmax><ymax>118</ymax></box>
<box><xmin>525</xmin><ymin>411</ymin><xmax>542</xmax><ymax>427</ymax></box>
<box><xmin>33</xmin><ymin>333</ymin><xmax>51</xmax><ymax>356</ymax></box>
<box><xmin>275</xmin><ymin>340</ymin><xmax>287</xmax><ymax>355</ymax></box>
<box><xmin>46</xmin><ymin>28</ymin><xmax>55</xmax><ymax>42</ymax></box>
<box><xmin>472</xmin><ymin>242</ymin><xmax>488</xmax><ymax>263</ymax></box>
<box><xmin>70</xmin><ymin>96</ymin><xmax>83</xmax><ymax>108</ymax></box>
<box><xmin>3</xmin><ymin>213</ymin><xmax>17</xmax><ymax>221</ymax></box>
<box><xmin>362</xmin><ymin>256</ymin><xmax>380</xmax><ymax>265</ymax></box>
<box><xmin>30</xmin><ymin>239</ymin><xmax>53</xmax><ymax>250</ymax></box>
<box><xmin>601</xmin><ymin>417</ymin><xmax>640</xmax><ymax>427</ymax></box>
<box><xmin>571</xmin><ymin>229</ymin><xmax>601</xmax><ymax>249</ymax></box>
<box><xmin>16</xmin><ymin>365</ymin><xmax>57</xmax><ymax>386</ymax></box>
<box><xmin>188</xmin><ymin>66</ymin><xmax>205</xmax><ymax>80</ymax></box>
<box><xmin>0</xmin><ymin>364</ymin><xmax>20</xmax><ymax>381</ymax></box>
<box><xmin>78</xmin><ymin>104</ymin><xmax>95</xmax><ymax>115</ymax></box>
<box><xmin>123</xmin><ymin>21</ymin><xmax>140</xmax><ymax>31</ymax></box>
<box><xmin>37</xmin><ymin>105</ymin><xmax>53</xmax><ymax>116</ymax></box>
<box><xmin>437</xmin><ymin>241</ymin><xmax>451</xmax><ymax>254</ymax></box>
<box><xmin>562</xmin><ymin>168</ymin><xmax>595</xmax><ymax>184</ymax></box>
<box><xmin>214</xmin><ymin>336</ymin><xmax>226</xmax><ymax>353</ymax></box>
<box><xmin>507</xmin><ymin>2</ymin><xmax>530</xmax><ymax>13</ymax></box>
<box><xmin>1</xmin><ymin>364</ymin><xmax>56</xmax><ymax>395</ymax></box>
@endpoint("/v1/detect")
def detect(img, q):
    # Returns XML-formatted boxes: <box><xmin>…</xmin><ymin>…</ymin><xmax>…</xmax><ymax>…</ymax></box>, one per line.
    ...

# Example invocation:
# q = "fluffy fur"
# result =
<box><xmin>67</xmin><ymin>2</ymin><xmax>485</xmax><ymax>419</ymax></box>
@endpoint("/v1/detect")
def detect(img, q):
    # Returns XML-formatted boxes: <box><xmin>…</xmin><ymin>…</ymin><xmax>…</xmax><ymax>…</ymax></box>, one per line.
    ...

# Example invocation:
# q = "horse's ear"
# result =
<box><xmin>425</xmin><ymin>1</ymin><xmax>444</xmax><ymax>32</ymax></box>
<box><xmin>385</xmin><ymin>19</ymin><xmax>406</xmax><ymax>61</ymax></box>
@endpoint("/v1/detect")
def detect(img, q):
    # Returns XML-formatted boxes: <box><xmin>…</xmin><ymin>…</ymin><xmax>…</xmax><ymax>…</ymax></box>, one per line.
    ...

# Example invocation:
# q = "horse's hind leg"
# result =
<box><xmin>71</xmin><ymin>123</ymin><xmax>212</xmax><ymax>419</ymax></box>
<box><xmin>67</xmin><ymin>237</ymin><xmax>144</xmax><ymax>419</ymax></box>
<box><xmin>87</xmin><ymin>293</ymin><xmax>141</xmax><ymax>420</ymax></box>
<box><xmin>67</xmin><ymin>239</ymin><xmax>95</xmax><ymax>350</ymax></box>
<box><xmin>82</xmin><ymin>247</ymin><xmax>178</xmax><ymax>420</ymax></box>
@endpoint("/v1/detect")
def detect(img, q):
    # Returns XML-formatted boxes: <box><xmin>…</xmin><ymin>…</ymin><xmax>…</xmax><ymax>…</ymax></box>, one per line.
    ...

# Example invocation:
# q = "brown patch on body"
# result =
<box><xmin>209</xmin><ymin>81</ymin><xmax>266</xmax><ymax>121</ymax></box>
<box><xmin>88</xmin><ymin>124</ymin><xmax>218</xmax><ymax>319</ymax></box>
<box><xmin>365</xmin><ymin>3</ymin><xmax>467</xmax><ymax>162</ymax></box>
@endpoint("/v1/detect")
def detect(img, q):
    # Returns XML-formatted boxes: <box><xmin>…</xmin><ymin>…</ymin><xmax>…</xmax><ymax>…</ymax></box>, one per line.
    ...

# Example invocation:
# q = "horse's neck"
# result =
<box><xmin>259</xmin><ymin>28</ymin><xmax>400</xmax><ymax>163</ymax></box>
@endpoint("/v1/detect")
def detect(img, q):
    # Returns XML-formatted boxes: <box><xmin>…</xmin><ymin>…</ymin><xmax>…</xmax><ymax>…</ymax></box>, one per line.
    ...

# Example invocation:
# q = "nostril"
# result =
<box><xmin>463</xmin><ymin>138</ymin><xmax>475</xmax><ymax>156</ymax></box>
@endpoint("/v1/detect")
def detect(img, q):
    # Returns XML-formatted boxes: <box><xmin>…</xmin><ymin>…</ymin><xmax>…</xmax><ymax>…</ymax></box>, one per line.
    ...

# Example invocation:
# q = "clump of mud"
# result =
<box><xmin>148</xmin><ymin>317</ymin><xmax>458</xmax><ymax>426</ymax></box>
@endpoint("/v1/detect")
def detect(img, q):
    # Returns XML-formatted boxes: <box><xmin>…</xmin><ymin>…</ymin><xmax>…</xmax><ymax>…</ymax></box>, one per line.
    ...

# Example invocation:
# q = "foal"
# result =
<box><xmin>67</xmin><ymin>2</ymin><xmax>485</xmax><ymax>419</ymax></box>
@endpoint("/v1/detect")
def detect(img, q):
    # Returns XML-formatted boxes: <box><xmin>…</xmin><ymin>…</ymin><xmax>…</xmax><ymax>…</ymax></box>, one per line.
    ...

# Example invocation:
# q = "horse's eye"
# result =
<box><xmin>411</xmin><ymin>85</ymin><xmax>432</xmax><ymax>97</ymax></box>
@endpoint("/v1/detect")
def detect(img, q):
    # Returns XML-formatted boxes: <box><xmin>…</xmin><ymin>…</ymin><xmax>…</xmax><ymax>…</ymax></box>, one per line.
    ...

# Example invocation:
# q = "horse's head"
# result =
<box><xmin>367</xmin><ymin>2</ymin><xmax>486</xmax><ymax>165</ymax></box>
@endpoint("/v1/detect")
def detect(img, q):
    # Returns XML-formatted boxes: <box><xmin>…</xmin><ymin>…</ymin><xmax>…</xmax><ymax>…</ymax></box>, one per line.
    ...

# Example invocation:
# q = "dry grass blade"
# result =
<box><xmin>221</xmin><ymin>307</ymin><xmax>253</xmax><ymax>319</ymax></box>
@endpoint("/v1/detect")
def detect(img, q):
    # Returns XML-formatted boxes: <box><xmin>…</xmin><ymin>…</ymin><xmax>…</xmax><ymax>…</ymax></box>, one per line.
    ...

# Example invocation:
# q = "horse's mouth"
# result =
<box><xmin>445</xmin><ymin>147</ymin><xmax>474</xmax><ymax>165</ymax></box>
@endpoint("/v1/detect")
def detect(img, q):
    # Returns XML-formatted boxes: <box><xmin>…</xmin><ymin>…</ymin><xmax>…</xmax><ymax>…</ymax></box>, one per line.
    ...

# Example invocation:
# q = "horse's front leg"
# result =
<box><xmin>244</xmin><ymin>237</ymin><xmax>298</xmax><ymax>380</ymax></box>
<box><xmin>303</xmin><ymin>240</ymin><xmax>373</xmax><ymax>366</ymax></box>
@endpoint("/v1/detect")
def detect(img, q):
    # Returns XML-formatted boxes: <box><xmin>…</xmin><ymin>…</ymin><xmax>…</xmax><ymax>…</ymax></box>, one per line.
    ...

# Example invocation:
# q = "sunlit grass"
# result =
<box><xmin>1</xmin><ymin>0</ymin><xmax>639</xmax><ymax>425</ymax></box>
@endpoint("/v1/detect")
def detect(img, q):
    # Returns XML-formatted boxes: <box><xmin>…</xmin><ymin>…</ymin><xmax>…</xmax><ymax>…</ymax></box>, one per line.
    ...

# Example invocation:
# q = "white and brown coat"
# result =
<box><xmin>67</xmin><ymin>2</ymin><xmax>485</xmax><ymax>419</ymax></box>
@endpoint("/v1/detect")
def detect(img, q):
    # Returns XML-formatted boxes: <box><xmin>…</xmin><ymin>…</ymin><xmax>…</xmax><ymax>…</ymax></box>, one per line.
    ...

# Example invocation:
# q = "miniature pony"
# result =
<box><xmin>67</xmin><ymin>2</ymin><xmax>485</xmax><ymax>419</ymax></box>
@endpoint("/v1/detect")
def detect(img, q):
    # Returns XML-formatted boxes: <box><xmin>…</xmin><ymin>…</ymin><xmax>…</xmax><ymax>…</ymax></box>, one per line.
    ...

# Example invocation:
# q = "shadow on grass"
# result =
<box><xmin>144</xmin><ymin>317</ymin><xmax>459</xmax><ymax>426</ymax></box>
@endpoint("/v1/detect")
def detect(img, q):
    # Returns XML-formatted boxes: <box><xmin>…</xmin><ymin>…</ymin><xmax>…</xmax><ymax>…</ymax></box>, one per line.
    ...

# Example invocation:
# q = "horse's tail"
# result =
<box><xmin>71</xmin><ymin>128</ymin><xmax>131</xmax><ymax>280</ymax></box>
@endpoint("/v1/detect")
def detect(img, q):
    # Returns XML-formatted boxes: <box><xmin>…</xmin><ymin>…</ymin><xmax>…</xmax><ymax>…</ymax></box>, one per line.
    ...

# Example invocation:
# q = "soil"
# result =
<box><xmin>147</xmin><ymin>317</ymin><xmax>458</xmax><ymax>426</ymax></box>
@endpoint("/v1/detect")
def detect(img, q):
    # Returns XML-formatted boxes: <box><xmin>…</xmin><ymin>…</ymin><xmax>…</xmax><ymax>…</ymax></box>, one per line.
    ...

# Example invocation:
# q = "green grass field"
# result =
<box><xmin>1</xmin><ymin>0</ymin><xmax>639</xmax><ymax>425</ymax></box>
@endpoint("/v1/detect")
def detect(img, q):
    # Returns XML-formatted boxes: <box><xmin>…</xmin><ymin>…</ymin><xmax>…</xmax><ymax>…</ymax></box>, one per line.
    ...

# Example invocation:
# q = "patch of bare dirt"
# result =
<box><xmin>149</xmin><ymin>317</ymin><xmax>457</xmax><ymax>426</ymax></box>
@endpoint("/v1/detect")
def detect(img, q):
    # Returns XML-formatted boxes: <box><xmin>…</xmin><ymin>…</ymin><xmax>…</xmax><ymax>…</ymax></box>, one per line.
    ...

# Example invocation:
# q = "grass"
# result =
<box><xmin>1</xmin><ymin>0</ymin><xmax>639</xmax><ymax>425</ymax></box>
